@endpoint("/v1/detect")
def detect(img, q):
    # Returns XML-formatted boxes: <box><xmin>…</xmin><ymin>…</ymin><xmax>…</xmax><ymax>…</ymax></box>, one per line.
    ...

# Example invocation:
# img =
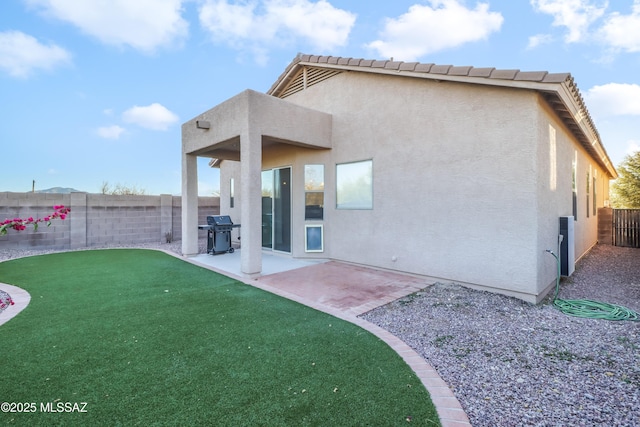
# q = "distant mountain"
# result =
<box><xmin>35</xmin><ymin>187</ymin><xmax>82</xmax><ymax>194</ymax></box>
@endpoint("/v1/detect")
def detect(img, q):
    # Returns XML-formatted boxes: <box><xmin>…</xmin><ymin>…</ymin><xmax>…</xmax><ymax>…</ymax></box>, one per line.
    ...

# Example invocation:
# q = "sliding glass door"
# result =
<box><xmin>261</xmin><ymin>170</ymin><xmax>273</xmax><ymax>249</ymax></box>
<box><xmin>261</xmin><ymin>167</ymin><xmax>291</xmax><ymax>252</ymax></box>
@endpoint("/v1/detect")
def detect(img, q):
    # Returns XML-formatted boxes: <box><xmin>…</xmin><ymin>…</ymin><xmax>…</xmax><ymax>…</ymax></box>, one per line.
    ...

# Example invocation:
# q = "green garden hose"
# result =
<box><xmin>546</xmin><ymin>250</ymin><xmax>639</xmax><ymax>321</ymax></box>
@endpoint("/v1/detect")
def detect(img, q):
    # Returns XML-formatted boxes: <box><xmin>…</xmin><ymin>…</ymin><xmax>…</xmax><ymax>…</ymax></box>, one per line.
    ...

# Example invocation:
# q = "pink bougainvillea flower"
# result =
<box><xmin>0</xmin><ymin>205</ymin><xmax>70</xmax><ymax>236</ymax></box>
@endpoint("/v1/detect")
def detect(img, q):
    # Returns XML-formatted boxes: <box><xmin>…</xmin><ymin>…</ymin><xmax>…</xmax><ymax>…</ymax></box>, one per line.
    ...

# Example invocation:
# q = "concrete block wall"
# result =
<box><xmin>172</xmin><ymin>197</ymin><xmax>183</xmax><ymax>241</ymax></box>
<box><xmin>70</xmin><ymin>192</ymin><xmax>88</xmax><ymax>249</ymax></box>
<box><xmin>168</xmin><ymin>196</ymin><xmax>219</xmax><ymax>242</ymax></box>
<box><xmin>0</xmin><ymin>192</ymin><xmax>71</xmax><ymax>250</ymax></box>
<box><xmin>0</xmin><ymin>192</ymin><xmax>219</xmax><ymax>251</ymax></box>
<box><xmin>161</xmin><ymin>194</ymin><xmax>173</xmax><ymax>243</ymax></box>
<box><xmin>85</xmin><ymin>194</ymin><xmax>164</xmax><ymax>247</ymax></box>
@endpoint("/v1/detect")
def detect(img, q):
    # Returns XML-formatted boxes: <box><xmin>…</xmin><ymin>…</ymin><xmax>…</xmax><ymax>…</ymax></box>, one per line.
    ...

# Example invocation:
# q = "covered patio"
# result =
<box><xmin>181</xmin><ymin>89</ymin><xmax>332</xmax><ymax>277</ymax></box>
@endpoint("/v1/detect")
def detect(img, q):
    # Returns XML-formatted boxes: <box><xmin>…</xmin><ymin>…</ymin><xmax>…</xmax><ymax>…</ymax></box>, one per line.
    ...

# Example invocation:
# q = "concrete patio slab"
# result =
<box><xmin>186</xmin><ymin>249</ymin><xmax>327</xmax><ymax>277</ymax></box>
<box><xmin>255</xmin><ymin>260</ymin><xmax>427</xmax><ymax>316</ymax></box>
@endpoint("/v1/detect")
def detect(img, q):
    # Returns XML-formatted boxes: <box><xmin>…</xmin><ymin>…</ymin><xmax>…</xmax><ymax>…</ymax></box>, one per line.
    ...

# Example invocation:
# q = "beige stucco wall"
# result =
<box><xmin>219</xmin><ymin>160</ymin><xmax>242</xmax><ymax>244</ymax></box>
<box><xmin>220</xmin><ymin>145</ymin><xmax>334</xmax><ymax>257</ymax></box>
<box><xmin>217</xmin><ymin>73</ymin><xmax>537</xmax><ymax>299</ymax></box>
<box><xmin>292</xmin><ymin>73</ymin><xmax>543</xmax><ymax>299</ymax></box>
<box><xmin>218</xmin><ymin>71</ymin><xmax>612</xmax><ymax>302</ymax></box>
<box><xmin>534</xmin><ymin>97</ymin><xmax>611</xmax><ymax>297</ymax></box>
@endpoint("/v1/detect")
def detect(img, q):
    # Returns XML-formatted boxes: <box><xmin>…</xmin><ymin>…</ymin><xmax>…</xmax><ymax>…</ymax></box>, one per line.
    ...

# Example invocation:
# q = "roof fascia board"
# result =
<box><xmin>269</xmin><ymin>62</ymin><xmax>304</xmax><ymax>97</ymax></box>
<box><xmin>554</xmin><ymin>82</ymin><xmax>617</xmax><ymax>178</ymax></box>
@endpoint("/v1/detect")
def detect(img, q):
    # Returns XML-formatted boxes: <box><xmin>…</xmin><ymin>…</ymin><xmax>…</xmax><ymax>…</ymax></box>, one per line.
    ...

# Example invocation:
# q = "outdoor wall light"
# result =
<box><xmin>196</xmin><ymin>120</ymin><xmax>211</xmax><ymax>129</ymax></box>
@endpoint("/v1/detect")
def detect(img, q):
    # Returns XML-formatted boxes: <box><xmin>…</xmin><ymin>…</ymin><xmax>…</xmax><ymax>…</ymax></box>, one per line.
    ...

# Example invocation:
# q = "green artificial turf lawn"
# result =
<box><xmin>0</xmin><ymin>249</ymin><xmax>440</xmax><ymax>426</ymax></box>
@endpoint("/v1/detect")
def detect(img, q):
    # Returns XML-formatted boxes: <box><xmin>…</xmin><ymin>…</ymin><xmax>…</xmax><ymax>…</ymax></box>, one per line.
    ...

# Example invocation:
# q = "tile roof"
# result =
<box><xmin>267</xmin><ymin>53</ymin><xmax>616</xmax><ymax>179</ymax></box>
<box><xmin>268</xmin><ymin>53</ymin><xmax>573</xmax><ymax>95</ymax></box>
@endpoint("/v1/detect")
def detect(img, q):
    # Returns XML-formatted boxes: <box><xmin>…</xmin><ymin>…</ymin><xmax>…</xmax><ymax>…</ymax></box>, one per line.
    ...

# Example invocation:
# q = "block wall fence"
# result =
<box><xmin>0</xmin><ymin>192</ymin><xmax>220</xmax><ymax>251</ymax></box>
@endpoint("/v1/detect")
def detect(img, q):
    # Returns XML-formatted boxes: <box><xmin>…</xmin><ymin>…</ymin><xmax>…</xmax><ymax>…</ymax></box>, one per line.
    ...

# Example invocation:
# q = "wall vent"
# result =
<box><xmin>278</xmin><ymin>66</ymin><xmax>343</xmax><ymax>98</ymax></box>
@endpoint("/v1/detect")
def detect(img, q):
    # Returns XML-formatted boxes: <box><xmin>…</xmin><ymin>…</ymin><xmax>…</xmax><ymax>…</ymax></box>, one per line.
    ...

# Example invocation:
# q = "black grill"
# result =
<box><xmin>198</xmin><ymin>215</ymin><xmax>240</xmax><ymax>254</ymax></box>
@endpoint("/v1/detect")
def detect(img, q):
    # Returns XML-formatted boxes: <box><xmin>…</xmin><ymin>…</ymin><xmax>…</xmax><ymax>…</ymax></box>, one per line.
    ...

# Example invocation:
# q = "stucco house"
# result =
<box><xmin>181</xmin><ymin>53</ymin><xmax>617</xmax><ymax>303</ymax></box>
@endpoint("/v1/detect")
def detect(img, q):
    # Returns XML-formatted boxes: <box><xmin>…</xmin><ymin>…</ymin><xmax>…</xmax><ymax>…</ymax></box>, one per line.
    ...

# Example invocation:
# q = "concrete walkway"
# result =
<box><xmin>184</xmin><ymin>251</ymin><xmax>471</xmax><ymax>427</ymax></box>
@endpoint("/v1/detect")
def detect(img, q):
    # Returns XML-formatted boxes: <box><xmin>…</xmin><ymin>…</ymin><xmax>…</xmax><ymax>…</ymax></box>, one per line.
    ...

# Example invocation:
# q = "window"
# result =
<box><xmin>586</xmin><ymin>168</ymin><xmax>590</xmax><ymax>218</ymax></box>
<box><xmin>549</xmin><ymin>125</ymin><xmax>557</xmax><ymax>191</ymax></box>
<box><xmin>572</xmin><ymin>153</ymin><xmax>577</xmax><ymax>220</ymax></box>
<box><xmin>230</xmin><ymin>178</ymin><xmax>235</xmax><ymax>208</ymax></box>
<box><xmin>336</xmin><ymin>160</ymin><xmax>373</xmax><ymax>210</ymax></box>
<box><xmin>593</xmin><ymin>171</ymin><xmax>597</xmax><ymax>216</ymax></box>
<box><xmin>304</xmin><ymin>165</ymin><xmax>324</xmax><ymax>220</ymax></box>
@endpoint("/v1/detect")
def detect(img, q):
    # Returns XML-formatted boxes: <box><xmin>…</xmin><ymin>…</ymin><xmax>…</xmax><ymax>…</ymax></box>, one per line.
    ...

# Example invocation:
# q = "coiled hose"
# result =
<box><xmin>546</xmin><ymin>250</ymin><xmax>639</xmax><ymax>321</ymax></box>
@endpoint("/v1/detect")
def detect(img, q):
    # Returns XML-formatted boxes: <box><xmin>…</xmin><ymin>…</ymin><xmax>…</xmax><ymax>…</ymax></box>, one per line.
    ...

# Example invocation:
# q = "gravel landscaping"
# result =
<box><xmin>362</xmin><ymin>244</ymin><xmax>640</xmax><ymax>427</ymax></box>
<box><xmin>0</xmin><ymin>240</ymin><xmax>191</xmax><ymax>262</ymax></box>
<box><xmin>1</xmin><ymin>242</ymin><xmax>638</xmax><ymax>426</ymax></box>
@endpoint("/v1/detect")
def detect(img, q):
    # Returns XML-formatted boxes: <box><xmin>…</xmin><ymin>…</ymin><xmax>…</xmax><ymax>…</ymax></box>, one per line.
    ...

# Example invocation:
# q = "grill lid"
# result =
<box><xmin>207</xmin><ymin>215</ymin><xmax>233</xmax><ymax>226</ymax></box>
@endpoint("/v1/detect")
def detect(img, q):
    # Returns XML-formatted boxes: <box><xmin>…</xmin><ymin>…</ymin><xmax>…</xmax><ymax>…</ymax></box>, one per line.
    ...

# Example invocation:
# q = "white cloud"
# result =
<box><xmin>265</xmin><ymin>0</ymin><xmax>356</xmax><ymax>50</ymax></box>
<box><xmin>198</xmin><ymin>0</ymin><xmax>356</xmax><ymax>63</ymax></box>
<box><xmin>527</xmin><ymin>33</ymin><xmax>554</xmax><ymax>49</ymax></box>
<box><xmin>599</xmin><ymin>0</ymin><xmax>640</xmax><ymax>52</ymax></box>
<box><xmin>97</xmin><ymin>125</ymin><xmax>126</xmax><ymax>139</ymax></box>
<box><xmin>530</xmin><ymin>0</ymin><xmax>607</xmax><ymax>43</ymax></box>
<box><xmin>122</xmin><ymin>103</ymin><xmax>179</xmax><ymax>131</ymax></box>
<box><xmin>365</xmin><ymin>0</ymin><xmax>503</xmax><ymax>61</ymax></box>
<box><xmin>25</xmin><ymin>0</ymin><xmax>189</xmax><ymax>53</ymax></box>
<box><xmin>198</xmin><ymin>180</ymin><xmax>220</xmax><ymax>197</ymax></box>
<box><xmin>626</xmin><ymin>140</ymin><xmax>640</xmax><ymax>155</ymax></box>
<box><xmin>0</xmin><ymin>30</ymin><xmax>71</xmax><ymax>78</ymax></box>
<box><xmin>199</xmin><ymin>1</ymin><xmax>262</xmax><ymax>41</ymax></box>
<box><xmin>585</xmin><ymin>83</ymin><xmax>640</xmax><ymax>117</ymax></box>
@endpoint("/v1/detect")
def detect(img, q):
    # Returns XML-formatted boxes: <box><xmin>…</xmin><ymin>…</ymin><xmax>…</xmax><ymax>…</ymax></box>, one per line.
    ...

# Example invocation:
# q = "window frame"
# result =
<box><xmin>572</xmin><ymin>153</ymin><xmax>577</xmax><ymax>221</ymax></box>
<box><xmin>586</xmin><ymin>168</ymin><xmax>590</xmax><ymax>218</ymax></box>
<box><xmin>304</xmin><ymin>224</ymin><xmax>324</xmax><ymax>252</ymax></box>
<box><xmin>336</xmin><ymin>159</ymin><xmax>373</xmax><ymax>210</ymax></box>
<box><xmin>304</xmin><ymin>164</ymin><xmax>324</xmax><ymax>220</ymax></box>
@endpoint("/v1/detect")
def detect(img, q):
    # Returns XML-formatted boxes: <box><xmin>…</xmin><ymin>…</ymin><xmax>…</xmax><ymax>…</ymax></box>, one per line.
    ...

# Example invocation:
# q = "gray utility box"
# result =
<box><xmin>559</xmin><ymin>216</ymin><xmax>575</xmax><ymax>276</ymax></box>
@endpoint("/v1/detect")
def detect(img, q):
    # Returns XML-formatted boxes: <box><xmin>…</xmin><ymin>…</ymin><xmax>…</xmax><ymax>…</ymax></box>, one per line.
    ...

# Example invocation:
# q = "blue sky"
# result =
<box><xmin>1</xmin><ymin>0</ymin><xmax>639</xmax><ymax>196</ymax></box>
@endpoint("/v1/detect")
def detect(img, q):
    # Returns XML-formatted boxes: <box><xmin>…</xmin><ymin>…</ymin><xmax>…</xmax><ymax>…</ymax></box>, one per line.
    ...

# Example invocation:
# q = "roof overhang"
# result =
<box><xmin>182</xmin><ymin>89</ymin><xmax>332</xmax><ymax>164</ymax></box>
<box><xmin>268</xmin><ymin>54</ymin><xmax>617</xmax><ymax>179</ymax></box>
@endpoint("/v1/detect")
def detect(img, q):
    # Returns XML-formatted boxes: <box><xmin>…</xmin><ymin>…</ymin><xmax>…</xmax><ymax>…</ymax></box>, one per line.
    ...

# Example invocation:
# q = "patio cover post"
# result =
<box><xmin>240</xmin><ymin>126</ymin><xmax>262</xmax><ymax>276</ymax></box>
<box><xmin>181</xmin><ymin>152</ymin><xmax>199</xmax><ymax>256</ymax></box>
